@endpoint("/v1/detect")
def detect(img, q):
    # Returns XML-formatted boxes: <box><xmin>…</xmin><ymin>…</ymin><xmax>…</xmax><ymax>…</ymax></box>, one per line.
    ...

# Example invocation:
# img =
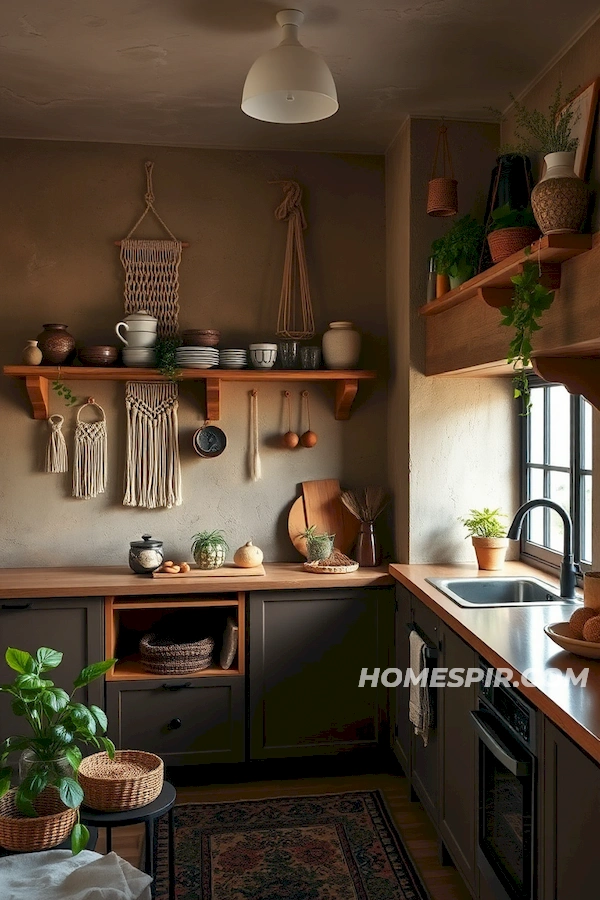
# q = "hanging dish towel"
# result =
<box><xmin>408</xmin><ymin>628</ymin><xmax>432</xmax><ymax>747</ymax></box>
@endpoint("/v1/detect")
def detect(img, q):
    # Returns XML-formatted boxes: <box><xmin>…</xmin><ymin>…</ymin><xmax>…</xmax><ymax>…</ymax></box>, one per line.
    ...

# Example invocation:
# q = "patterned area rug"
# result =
<box><xmin>156</xmin><ymin>790</ymin><xmax>429</xmax><ymax>899</ymax></box>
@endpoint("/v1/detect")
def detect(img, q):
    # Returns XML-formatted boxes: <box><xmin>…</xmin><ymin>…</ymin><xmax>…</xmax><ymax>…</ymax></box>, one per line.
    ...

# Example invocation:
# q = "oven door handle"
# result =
<box><xmin>470</xmin><ymin>710</ymin><xmax>531</xmax><ymax>777</ymax></box>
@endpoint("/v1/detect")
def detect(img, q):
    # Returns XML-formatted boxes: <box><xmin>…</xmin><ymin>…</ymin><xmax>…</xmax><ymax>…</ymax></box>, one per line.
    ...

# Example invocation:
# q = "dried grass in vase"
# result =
<box><xmin>341</xmin><ymin>487</ymin><xmax>388</xmax><ymax>523</ymax></box>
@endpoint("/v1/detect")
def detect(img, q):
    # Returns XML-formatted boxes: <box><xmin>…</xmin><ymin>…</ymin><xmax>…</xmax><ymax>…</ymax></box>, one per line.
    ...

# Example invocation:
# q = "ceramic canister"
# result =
<box><xmin>129</xmin><ymin>534</ymin><xmax>164</xmax><ymax>574</ymax></box>
<box><xmin>322</xmin><ymin>321</ymin><xmax>361</xmax><ymax>369</ymax></box>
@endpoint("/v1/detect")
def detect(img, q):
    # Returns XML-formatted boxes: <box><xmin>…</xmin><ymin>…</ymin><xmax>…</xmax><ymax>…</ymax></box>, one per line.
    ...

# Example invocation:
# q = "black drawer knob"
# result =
<box><xmin>167</xmin><ymin>718</ymin><xmax>182</xmax><ymax>731</ymax></box>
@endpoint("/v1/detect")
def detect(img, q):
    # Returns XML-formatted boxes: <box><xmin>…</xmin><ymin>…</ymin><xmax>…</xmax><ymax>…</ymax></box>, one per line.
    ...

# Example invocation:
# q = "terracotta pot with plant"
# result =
<box><xmin>460</xmin><ymin>508</ymin><xmax>509</xmax><ymax>570</ymax></box>
<box><xmin>431</xmin><ymin>214</ymin><xmax>484</xmax><ymax>291</ymax></box>
<box><xmin>487</xmin><ymin>203</ymin><xmax>540</xmax><ymax>263</ymax></box>
<box><xmin>0</xmin><ymin>646</ymin><xmax>115</xmax><ymax>854</ymax></box>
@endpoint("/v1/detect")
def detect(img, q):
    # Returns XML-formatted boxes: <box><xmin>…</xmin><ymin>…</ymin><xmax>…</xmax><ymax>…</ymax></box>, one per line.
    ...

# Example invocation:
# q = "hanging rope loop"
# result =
<box><xmin>430</xmin><ymin>121</ymin><xmax>455</xmax><ymax>181</ymax></box>
<box><xmin>124</xmin><ymin>160</ymin><xmax>179</xmax><ymax>242</ymax></box>
<box><xmin>271</xmin><ymin>180</ymin><xmax>315</xmax><ymax>340</ymax></box>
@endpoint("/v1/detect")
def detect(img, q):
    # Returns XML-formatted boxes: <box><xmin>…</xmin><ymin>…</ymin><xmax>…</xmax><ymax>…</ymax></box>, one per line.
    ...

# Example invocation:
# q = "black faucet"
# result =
<box><xmin>507</xmin><ymin>499</ymin><xmax>579</xmax><ymax>599</ymax></box>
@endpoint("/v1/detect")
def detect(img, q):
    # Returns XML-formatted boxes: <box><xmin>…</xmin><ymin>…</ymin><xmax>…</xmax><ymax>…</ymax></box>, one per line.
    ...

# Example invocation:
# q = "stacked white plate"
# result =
<box><xmin>176</xmin><ymin>346</ymin><xmax>219</xmax><ymax>369</ymax></box>
<box><xmin>220</xmin><ymin>349</ymin><xmax>248</xmax><ymax>369</ymax></box>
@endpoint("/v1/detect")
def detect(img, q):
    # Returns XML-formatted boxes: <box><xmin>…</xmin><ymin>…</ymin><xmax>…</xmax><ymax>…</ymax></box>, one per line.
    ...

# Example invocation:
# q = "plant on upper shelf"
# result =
<box><xmin>499</xmin><ymin>251</ymin><xmax>555</xmax><ymax>413</ymax></box>
<box><xmin>460</xmin><ymin>508</ymin><xmax>508</xmax><ymax>571</ymax></box>
<box><xmin>155</xmin><ymin>335</ymin><xmax>182</xmax><ymax>381</ymax></box>
<box><xmin>509</xmin><ymin>82</ymin><xmax>580</xmax><ymax>155</ymax></box>
<box><xmin>488</xmin><ymin>203</ymin><xmax>538</xmax><ymax>232</ymax></box>
<box><xmin>0</xmin><ymin>646</ymin><xmax>116</xmax><ymax>854</ymax></box>
<box><xmin>486</xmin><ymin>203</ymin><xmax>540</xmax><ymax>264</ymax></box>
<box><xmin>431</xmin><ymin>214</ymin><xmax>485</xmax><ymax>287</ymax></box>
<box><xmin>191</xmin><ymin>530</ymin><xmax>229</xmax><ymax>569</ymax></box>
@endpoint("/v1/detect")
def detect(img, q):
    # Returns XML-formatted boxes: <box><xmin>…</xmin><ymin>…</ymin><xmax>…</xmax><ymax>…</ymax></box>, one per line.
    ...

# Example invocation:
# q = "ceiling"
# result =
<box><xmin>0</xmin><ymin>1</ymin><xmax>598</xmax><ymax>153</ymax></box>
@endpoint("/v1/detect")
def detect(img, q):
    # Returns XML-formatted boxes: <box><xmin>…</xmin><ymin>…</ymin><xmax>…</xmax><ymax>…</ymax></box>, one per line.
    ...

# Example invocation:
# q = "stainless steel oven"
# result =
<box><xmin>471</xmin><ymin>662</ymin><xmax>538</xmax><ymax>900</ymax></box>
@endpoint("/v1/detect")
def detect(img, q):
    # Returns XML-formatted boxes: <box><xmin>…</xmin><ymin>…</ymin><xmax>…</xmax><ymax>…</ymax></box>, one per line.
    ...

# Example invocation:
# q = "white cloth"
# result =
<box><xmin>0</xmin><ymin>850</ymin><xmax>152</xmax><ymax>900</ymax></box>
<box><xmin>408</xmin><ymin>628</ymin><xmax>432</xmax><ymax>747</ymax></box>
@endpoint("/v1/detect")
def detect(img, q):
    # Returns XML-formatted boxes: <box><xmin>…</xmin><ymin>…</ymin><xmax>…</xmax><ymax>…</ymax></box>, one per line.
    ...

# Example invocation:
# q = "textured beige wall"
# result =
<box><xmin>386</xmin><ymin>118</ymin><xmax>520</xmax><ymax>564</ymax></box>
<box><xmin>0</xmin><ymin>140</ymin><xmax>387</xmax><ymax>566</ymax></box>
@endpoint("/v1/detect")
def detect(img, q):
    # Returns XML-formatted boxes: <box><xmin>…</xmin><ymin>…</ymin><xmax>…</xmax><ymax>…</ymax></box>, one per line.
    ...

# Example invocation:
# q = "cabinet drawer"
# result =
<box><xmin>106</xmin><ymin>677</ymin><xmax>244</xmax><ymax>766</ymax></box>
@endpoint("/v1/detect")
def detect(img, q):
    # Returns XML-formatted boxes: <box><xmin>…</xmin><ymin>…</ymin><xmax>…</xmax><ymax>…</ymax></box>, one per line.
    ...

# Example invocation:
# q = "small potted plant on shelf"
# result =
<box><xmin>487</xmin><ymin>203</ymin><xmax>540</xmax><ymax>263</ymax></box>
<box><xmin>431</xmin><ymin>214</ymin><xmax>484</xmax><ymax>291</ymax></box>
<box><xmin>507</xmin><ymin>82</ymin><xmax>588</xmax><ymax>234</ymax></box>
<box><xmin>460</xmin><ymin>508</ymin><xmax>509</xmax><ymax>570</ymax></box>
<box><xmin>300</xmin><ymin>525</ymin><xmax>335</xmax><ymax>562</ymax></box>
<box><xmin>0</xmin><ymin>646</ymin><xmax>115</xmax><ymax>854</ymax></box>
<box><xmin>191</xmin><ymin>530</ymin><xmax>229</xmax><ymax>569</ymax></box>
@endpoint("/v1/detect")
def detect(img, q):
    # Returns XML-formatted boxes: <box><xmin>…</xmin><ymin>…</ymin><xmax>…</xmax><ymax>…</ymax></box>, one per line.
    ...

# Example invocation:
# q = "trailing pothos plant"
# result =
<box><xmin>499</xmin><ymin>251</ymin><xmax>555</xmax><ymax>412</ymax></box>
<box><xmin>0</xmin><ymin>646</ymin><xmax>116</xmax><ymax>854</ymax></box>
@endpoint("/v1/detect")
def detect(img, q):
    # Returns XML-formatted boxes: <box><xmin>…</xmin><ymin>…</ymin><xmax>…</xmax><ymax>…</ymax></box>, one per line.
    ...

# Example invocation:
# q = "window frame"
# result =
<box><xmin>520</xmin><ymin>374</ymin><xmax>591</xmax><ymax>574</ymax></box>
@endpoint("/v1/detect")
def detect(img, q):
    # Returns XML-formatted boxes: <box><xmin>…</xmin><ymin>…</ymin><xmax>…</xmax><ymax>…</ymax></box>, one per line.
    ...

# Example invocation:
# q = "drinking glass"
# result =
<box><xmin>300</xmin><ymin>346</ymin><xmax>322</xmax><ymax>369</ymax></box>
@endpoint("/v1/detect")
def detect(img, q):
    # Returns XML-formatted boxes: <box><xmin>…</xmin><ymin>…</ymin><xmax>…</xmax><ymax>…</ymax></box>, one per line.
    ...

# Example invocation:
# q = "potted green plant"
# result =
<box><xmin>431</xmin><ymin>214</ymin><xmax>484</xmax><ymax>289</ymax></box>
<box><xmin>191</xmin><ymin>530</ymin><xmax>229</xmax><ymax>569</ymax></box>
<box><xmin>500</xmin><ymin>253</ymin><xmax>555</xmax><ymax>412</ymax></box>
<box><xmin>300</xmin><ymin>525</ymin><xmax>335</xmax><ymax>562</ymax></box>
<box><xmin>460</xmin><ymin>508</ymin><xmax>509</xmax><ymax>570</ymax></box>
<box><xmin>0</xmin><ymin>646</ymin><xmax>115</xmax><ymax>854</ymax></box>
<box><xmin>508</xmin><ymin>82</ymin><xmax>588</xmax><ymax>234</ymax></box>
<box><xmin>487</xmin><ymin>203</ymin><xmax>540</xmax><ymax>263</ymax></box>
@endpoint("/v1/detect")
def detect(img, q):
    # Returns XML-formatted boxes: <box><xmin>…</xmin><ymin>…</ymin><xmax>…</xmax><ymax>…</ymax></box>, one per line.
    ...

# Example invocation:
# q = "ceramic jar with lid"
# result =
<box><xmin>129</xmin><ymin>534</ymin><xmax>164</xmax><ymax>574</ymax></box>
<box><xmin>322</xmin><ymin>321</ymin><xmax>361</xmax><ymax>369</ymax></box>
<box><xmin>37</xmin><ymin>324</ymin><xmax>76</xmax><ymax>364</ymax></box>
<box><xmin>115</xmin><ymin>311</ymin><xmax>158</xmax><ymax>348</ymax></box>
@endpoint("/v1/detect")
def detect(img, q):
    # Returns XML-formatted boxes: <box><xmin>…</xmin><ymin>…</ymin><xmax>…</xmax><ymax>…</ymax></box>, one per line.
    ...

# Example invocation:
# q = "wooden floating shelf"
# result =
<box><xmin>532</xmin><ymin>341</ymin><xmax>600</xmax><ymax>412</ymax></box>
<box><xmin>3</xmin><ymin>366</ymin><xmax>376</xmax><ymax>422</ymax></box>
<box><xmin>420</xmin><ymin>234</ymin><xmax>592</xmax><ymax>317</ymax></box>
<box><xmin>106</xmin><ymin>656</ymin><xmax>242</xmax><ymax>682</ymax></box>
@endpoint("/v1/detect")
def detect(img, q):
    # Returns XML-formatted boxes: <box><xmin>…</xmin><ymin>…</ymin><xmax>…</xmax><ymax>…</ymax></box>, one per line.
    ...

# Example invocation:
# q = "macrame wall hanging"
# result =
<box><xmin>273</xmin><ymin>180</ymin><xmax>315</xmax><ymax>339</ymax></box>
<box><xmin>45</xmin><ymin>415</ymin><xmax>68</xmax><ymax>474</ymax></box>
<box><xmin>118</xmin><ymin>161</ymin><xmax>184</xmax><ymax>508</ymax></box>
<box><xmin>72</xmin><ymin>400</ymin><xmax>107</xmax><ymax>500</ymax></box>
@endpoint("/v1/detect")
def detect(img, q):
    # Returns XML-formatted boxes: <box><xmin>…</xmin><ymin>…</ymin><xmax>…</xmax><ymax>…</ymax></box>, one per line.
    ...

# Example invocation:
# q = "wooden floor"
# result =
<box><xmin>98</xmin><ymin>769</ymin><xmax>472</xmax><ymax>900</ymax></box>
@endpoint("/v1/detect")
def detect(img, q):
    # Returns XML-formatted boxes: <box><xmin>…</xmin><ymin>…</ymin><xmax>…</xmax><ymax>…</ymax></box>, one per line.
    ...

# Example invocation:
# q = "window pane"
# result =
<box><xmin>583</xmin><ymin>474</ymin><xmax>592</xmax><ymax>564</ymax></box>
<box><xmin>584</xmin><ymin>399</ymin><xmax>593</xmax><ymax>471</ymax></box>
<box><xmin>528</xmin><ymin>386</ymin><xmax>545</xmax><ymax>465</ymax></box>
<box><xmin>548</xmin><ymin>470</ymin><xmax>570</xmax><ymax>552</ymax></box>
<box><xmin>527</xmin><ymin>467</ymin><xmax>544</xmax><ymax>544</ymax></box>
<box><xmin>549</xmin><ymin>385</ymin><xmax>571</xmax><ymax>467</ymax></box>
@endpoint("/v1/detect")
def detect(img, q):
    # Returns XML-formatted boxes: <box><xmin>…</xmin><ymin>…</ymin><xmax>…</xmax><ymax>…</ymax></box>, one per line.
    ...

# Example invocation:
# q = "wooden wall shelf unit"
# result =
<box><xmin>532</xmin><ymin>342</ymin><xmax>600</xmax><ymax>411</ymax></box>
<box><xmin>3</xmin><ymin>366</ymin><xmax>375</xmax><ymax>422</ymax></box>
<box><xmin>419</xmin><ymin>234</ymin><xmax>592</xmax><ymax>318</ymax></box>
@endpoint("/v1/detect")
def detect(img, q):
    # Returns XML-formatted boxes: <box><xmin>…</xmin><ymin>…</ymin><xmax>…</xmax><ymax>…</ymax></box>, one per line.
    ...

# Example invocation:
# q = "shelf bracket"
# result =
<box><xmin>335</xmin><ymin>379</ymin><xmax>359</xmax><ymax>420</ymax></box>
<box><xmin>205</xmin><ymin>377</ymin><xmax>221</xmax><ymax>421</ymax></box>
<box><xmin>478</xmin><ymin>287</ymin><xmax>513</xmax><ymax>309</ymax></box>
<box><xmin>517</xmin><ymin>261</ymin><xmax>562</xmax><ymax>290</ymax></box>
<box><xmin>25</xmin><ymin>375</ymin><xmax>49</xmax><ymax>420</ymax></box>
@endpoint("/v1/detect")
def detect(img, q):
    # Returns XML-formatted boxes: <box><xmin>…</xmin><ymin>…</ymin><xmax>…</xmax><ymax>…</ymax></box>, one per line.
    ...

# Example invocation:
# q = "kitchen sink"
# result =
<box><xmin>427</xmin><ymin>576</ymin><xmax>581</xmax><ymax>608</ymax></box>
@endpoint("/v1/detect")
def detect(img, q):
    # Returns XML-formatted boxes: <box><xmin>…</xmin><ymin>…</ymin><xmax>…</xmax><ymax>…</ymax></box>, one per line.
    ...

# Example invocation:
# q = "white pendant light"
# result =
<box><xmin>241</xmin><ymin>9</ymin><xmax>338</xmax><ymax>124</ymax></box>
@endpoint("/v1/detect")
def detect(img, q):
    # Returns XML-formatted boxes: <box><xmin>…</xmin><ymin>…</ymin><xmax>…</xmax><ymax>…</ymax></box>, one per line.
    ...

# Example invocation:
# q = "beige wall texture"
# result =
<box><xmin>0</xmin><ymin>140</ymin><xmax>388</xmax><ymax>566</ymax></box>
<box><xmin>387</xmin><ymin>118</ymin><xmax>520</xmax><ymax>564</ymax></box>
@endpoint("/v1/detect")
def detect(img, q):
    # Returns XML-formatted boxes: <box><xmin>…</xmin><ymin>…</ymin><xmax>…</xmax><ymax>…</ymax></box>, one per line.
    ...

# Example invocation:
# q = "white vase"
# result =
<box><xmin>322</xmin><ymin>321</ymin><xmax>361</xmax><ymax>369</ymax></box>
<box><xmin>531</xmin><ymin>151</ymin><xmax>589</xmax><ymax>234</ymax></box>
<box><xmin>22</xmin><ymin>340</ymin><xmax>43</xmax><ymax>366</ymax></box>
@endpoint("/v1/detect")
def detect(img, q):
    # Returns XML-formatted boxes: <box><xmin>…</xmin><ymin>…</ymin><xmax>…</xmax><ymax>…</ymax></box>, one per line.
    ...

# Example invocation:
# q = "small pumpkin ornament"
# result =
<box><xmin>234</xmin><ymin>540</ymin><xmax>264</xmax><ymax>568</ymax></box>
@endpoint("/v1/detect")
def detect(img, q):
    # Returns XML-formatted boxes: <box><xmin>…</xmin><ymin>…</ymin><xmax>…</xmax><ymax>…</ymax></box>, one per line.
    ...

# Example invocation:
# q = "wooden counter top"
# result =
<box><xmin>0</xmin><ymin>563</ymin><xmax>393</xmax><ymax>600</ymax></box>
<box><xmin>389</xmin><ymin>562</ymin><xmax>600</xmax><ymax>765</ymax></box>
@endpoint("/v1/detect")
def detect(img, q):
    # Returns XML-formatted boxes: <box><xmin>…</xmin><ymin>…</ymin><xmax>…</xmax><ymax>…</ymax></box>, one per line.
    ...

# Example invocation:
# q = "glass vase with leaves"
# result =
<box><xmin>0</xmin><ymin>646</ymin><xmax>116</xmax><ymax>854</ymax></box>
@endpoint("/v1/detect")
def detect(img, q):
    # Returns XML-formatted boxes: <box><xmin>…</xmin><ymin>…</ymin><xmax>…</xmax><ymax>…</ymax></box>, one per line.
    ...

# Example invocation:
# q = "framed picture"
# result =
<box><xmin>560</xmin><ymin>78</ymin><xmax>599</xmax><ymax>178</ymax></box>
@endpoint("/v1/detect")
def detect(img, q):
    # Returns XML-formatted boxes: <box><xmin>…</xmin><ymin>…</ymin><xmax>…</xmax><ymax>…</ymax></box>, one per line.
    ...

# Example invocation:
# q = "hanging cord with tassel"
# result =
<box><xmin>249</xmin><ymin>390</ymin><xmax>261</xmax><ymax>482</ymax></box>
<box><xmin>45</xmin><ymin>415</ymin><xmax>68</xmax><ymax>473</ymax></box>
<box><xmin>72</xmin><ymin>399</ymin><xmax>107</xmax><ymax>499</ymax></box>
<box><xmin>272</xmin><ymin>180</ymin><xmax>315</xmax><ymax>339</ymax></box>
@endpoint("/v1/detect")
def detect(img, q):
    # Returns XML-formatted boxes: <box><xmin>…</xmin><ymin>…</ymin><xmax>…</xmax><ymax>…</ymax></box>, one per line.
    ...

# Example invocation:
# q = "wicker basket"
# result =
<box><xmin>0</xmin><ymin>787</ymin><xmax>77</xmax><ymax>852</ymax></box>
<box><xmin>427</xmin><ymin>177</ymin><xmax>458</xmax><ymax>217</ymax></box>
<box><xmin>487</xmin><ymin>226</ymin><xmax>540</xmax><ymax>264</ymax></box>
<box><xmin>79</xmin><ymin>750</ymin><xmax>164</xmax><ymax>812</ymax></box>
<box><xmin>139</xmin><ymin>632</ymin><xmax>214</xmax><ymax>675</ymax></box>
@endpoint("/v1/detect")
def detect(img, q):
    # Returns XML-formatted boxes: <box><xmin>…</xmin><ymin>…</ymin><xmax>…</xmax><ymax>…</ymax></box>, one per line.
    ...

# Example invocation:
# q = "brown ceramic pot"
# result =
<box><xmin>472</xmin><ymin>536</ymin><xmax>508</xmax><ymax>571</ymax></box>
<box><xmin>37</xmin><ymin>324</ymin><xmax>76</xmax><ymax>364</ymax></box>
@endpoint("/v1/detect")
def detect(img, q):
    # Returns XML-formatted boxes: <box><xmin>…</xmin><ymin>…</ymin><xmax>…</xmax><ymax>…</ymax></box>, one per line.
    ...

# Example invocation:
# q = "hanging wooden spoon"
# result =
<box><xmin>282</xmin><ymin>391</ymin><xmax>299</xmax><ymax>448</ymax></box>
<box><xmin>300</xmin><ymin>390</ymin><xmax>318</xmax><ymax>448</ymax></box>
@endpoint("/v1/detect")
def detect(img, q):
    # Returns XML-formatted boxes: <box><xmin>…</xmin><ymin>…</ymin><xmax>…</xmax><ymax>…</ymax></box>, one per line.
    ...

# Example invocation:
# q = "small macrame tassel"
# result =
<box><xmin>73</xmin><ymin>400</ymin><xmax>107</xmax><ymax>500</ymax></box>
<box><xmin>249</xmin><ymin>390</ymin><xmax>261</xmax><ymax>482</ymax></box>
<box><xmin>45</xmin><ymin>415</ymin><xmax>68</xmax><ymax>473</ymax></box>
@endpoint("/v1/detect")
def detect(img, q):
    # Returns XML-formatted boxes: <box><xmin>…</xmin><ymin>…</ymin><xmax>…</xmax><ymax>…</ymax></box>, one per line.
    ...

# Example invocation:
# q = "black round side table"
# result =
<box><xmin>80</xmin><ymin>782</ymin><xmax>176</xmax><ymax>900</ymax></box>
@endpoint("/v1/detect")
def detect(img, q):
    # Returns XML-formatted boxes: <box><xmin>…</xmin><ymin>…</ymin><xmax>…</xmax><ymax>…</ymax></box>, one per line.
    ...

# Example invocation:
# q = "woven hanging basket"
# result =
<box><xmin>427</xmin><ymin>123</ymin><xmax>458</xmax><ymax>217</ymax></box>
<box><xmin>0</xmin><ymin>787</ymin><xmax>77</xmax><ymax>852</ymax></box>
<box><xmin>139</xmin><ymin>632</ymin><xmax>214</xmax><ymax>675</ymax></box>
<box><xmin>78</xmin><ymin>750</ymin><xmax>164</xmax><ymax>812</ymax></box>
<box><xmin>487</xmin><ymin>226</ymin><xmax>540</xmax><ymax>264</ymax></box>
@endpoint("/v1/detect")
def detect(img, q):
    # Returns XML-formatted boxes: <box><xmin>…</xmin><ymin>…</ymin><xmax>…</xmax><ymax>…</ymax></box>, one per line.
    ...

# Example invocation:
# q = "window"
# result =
<box><xmin>522</xmin><ymin>376</ymin><xmax>592</xmax><ymax>570</ymax></box>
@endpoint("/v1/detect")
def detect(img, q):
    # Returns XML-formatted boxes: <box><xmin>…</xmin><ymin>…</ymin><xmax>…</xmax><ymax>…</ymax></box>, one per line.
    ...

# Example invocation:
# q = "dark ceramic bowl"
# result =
<box><xmin>182</xmin><ymin>330</ymin><xmax>220</xmax><ymax>347</ymax></box>
<box><xmin>78</xmin><ymin>346</ymin><xmax>119</xmax><ymax>367</ymax></box>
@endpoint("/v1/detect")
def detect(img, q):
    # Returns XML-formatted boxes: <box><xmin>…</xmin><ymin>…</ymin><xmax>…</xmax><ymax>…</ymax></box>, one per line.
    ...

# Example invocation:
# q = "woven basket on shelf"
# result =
<box><xmin>139</xmin><ymin>632</ymin><xmax>214</xmax><ymax>675</ymax></box>
<box><xmin>79</xmin><ymin>750</ymin><xmax>164</xmax><ymax>812</ymax></box>
<box><xmin>487</xmin><ymin>226</ymin><xmax>540</xmax><ymax>264</ymax></box>
<box><xmin>0</xmin><ymin>787</ymin><xmax>77</xmax><ymax>852</ymax></box>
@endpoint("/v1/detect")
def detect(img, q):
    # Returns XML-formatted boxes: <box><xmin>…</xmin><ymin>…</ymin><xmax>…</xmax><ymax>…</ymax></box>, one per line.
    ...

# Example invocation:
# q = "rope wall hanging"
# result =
<box><xmin>427</xmin><ymin>121</ymin><xmax>459</xmax><ymax>217</ymax></box>
<box><xmin>272</xmin><ymin>180</ymin><xmax>316</xmax><ymax>339</ymax></box>
<box><xmin>118</xmin><ymin>161</ymin><xmax>185</xmax><ymax>508</ymax></box>
<box><xmin>45</xmin><ymin>415</ymin><xmax>68</xmax><ymax>474</ymax></box>
<box><xmin>72</xmin><ymin>400</ymin><xmax>107</xmax><ymax>500</ymax></box>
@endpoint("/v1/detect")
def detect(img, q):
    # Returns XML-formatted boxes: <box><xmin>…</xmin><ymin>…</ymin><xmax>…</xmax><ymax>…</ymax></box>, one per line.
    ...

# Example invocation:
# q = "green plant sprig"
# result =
<box><xmin>0</xmin><ymin>647</ymin><xmax>116</xmax><ymax>854</ymax></box>
<box><xmin>460</xmin><ymin>508</ymin><xmax>507</xmax><ymax>538</ymax></box>
<box><xmin>489</xmin><ymin>203</ymin><xmax>538</xmax><ymax>232</ymax></box>
<box><xmin>509</xmin><ymin>82</ymin><xmax>581</xmax><ymax>155</ymax></box>
<box><xmin>191</xmin><ymin>530</ymin><xmax>229</xmax><ymax>557</ymax></box>
<box><xmin>499</xmin><ymin>253</ymin><xmax>555</xmax><ymax>412</ymax></box>
<box><xmin>52</xmin><ymin>381</ymin><xmax>78</xmax><ymax>406</ymax></box>
<box><xmin>155</xmin><ymin>335</ymin><xmax>183</xmax><ymax>381</ymax></box>
<box><xmin>431</xmin><ymin>215</ymin><xmax>485</xmax><ymax>280</ymax></box>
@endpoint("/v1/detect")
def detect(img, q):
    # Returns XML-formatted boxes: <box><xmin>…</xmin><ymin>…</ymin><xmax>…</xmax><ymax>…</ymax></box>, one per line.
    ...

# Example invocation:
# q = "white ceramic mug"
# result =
<box><xmin>115</xmin><ymin>322</ymin><xmax>157</xmax><ymax>348</ymax></box>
